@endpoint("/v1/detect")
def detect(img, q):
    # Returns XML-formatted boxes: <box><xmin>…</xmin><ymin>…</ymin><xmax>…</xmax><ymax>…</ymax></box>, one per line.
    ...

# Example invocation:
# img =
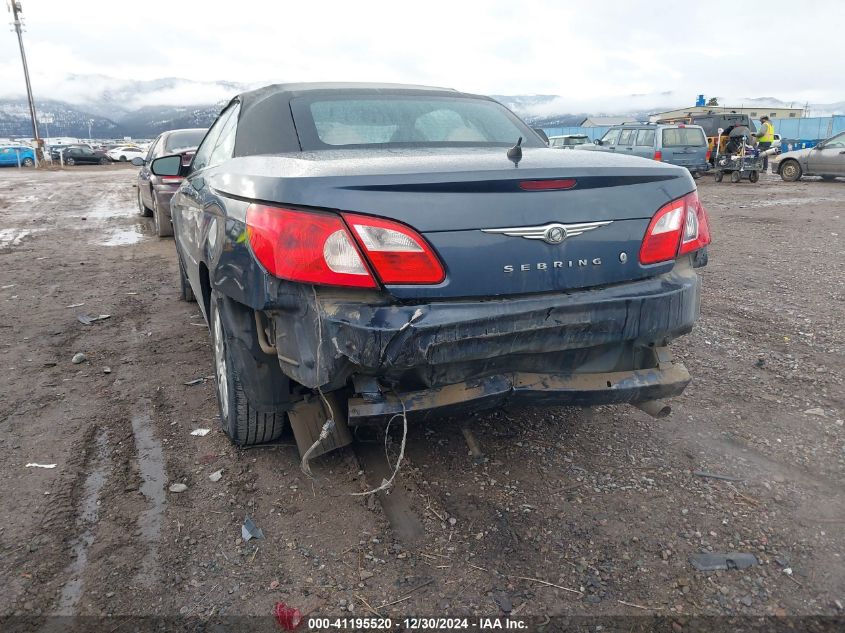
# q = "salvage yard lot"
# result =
<box><xmin>0</xmin><ymin>166</ymin><xmax>843</xmax><ymax>623</ymax></box>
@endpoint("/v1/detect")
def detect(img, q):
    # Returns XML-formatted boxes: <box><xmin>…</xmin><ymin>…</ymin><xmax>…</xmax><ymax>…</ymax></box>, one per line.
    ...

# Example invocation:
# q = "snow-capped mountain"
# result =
<box><xmin>1</xmin><ymin>75</ymin><xmax>842</xmax><ymax>139</ymax></box>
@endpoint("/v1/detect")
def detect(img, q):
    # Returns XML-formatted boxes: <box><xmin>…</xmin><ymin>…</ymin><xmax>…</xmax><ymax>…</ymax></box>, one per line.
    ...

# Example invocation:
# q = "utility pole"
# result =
<box><xmin>7</xmin><ymin>0</ymin><xmax>43</xmax><ymax>164</ymax></box>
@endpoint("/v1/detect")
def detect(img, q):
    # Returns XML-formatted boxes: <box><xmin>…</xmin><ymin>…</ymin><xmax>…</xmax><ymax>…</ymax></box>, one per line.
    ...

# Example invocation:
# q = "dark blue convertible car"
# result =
<box><xmin>150</xmin><ymin>83</ymin><xmax>710</xmax><ymax>453</ymax></box>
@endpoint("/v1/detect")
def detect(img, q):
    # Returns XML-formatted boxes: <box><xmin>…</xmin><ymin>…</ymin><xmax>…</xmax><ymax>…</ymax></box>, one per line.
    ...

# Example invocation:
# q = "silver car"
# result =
<box><xmin>771</xmin><ymin>131</ymin><xmax>845</xmax><ymax>181</ymax></box>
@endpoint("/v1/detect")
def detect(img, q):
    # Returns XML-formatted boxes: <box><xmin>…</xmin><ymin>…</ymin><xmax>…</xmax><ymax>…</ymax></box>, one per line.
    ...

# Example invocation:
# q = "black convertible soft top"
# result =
<box><xmin>231</xmin><ymin>82</ymin><xmax>502</xmax><ymax>157</ymax></box>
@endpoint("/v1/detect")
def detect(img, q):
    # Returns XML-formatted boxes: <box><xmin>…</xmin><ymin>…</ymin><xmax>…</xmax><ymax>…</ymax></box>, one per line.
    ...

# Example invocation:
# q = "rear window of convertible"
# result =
<box><xmin>662</xmin><ymin>128</ymin><xmax>706</xmax><ymax>147</ymax></box>
<box><xmin>290</xmin><ymin>95</ymin><xmax>535</xmax><ymax>149</ymax></box>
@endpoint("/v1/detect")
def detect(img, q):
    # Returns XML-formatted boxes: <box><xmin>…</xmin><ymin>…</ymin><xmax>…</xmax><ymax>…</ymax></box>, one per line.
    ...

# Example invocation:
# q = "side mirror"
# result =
<box><xmin>150</xmin><ymin>154</ymin><xmax>182</xmax><ymax>176</ymax></box>
<box><xmin>532</xmin><ymin>127</ymin><xmax>549</xmax><ymax>144</ymax></box>
<box><xmin>131</xmin><ymin>156</ymin><xmax>145</xmax><ymax>167</ymax></box>
<box><xmin>594</xmin><ymin>139</ymin><xmax>602</xmax><ymax>146</ymax></box>
<box><xmin>813</xmin><ymin>144</ymin><xmax>823</xmax><ymax>150</ymax></box>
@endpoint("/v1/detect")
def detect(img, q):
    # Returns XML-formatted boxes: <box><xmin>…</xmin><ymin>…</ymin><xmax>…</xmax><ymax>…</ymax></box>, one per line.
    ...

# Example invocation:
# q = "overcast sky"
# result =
<box><xmin>2</xmin><ymin>0</ymin><xmax>844</xmax><ymax>112</ymax></box>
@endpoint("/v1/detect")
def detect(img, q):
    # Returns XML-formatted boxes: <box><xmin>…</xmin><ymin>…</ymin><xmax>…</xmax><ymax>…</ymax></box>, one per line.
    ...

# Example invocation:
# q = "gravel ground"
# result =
<box><xmin>0</xmin><ymin>165</ymin><xmax>843</xmax><ymax>630</ymax></box>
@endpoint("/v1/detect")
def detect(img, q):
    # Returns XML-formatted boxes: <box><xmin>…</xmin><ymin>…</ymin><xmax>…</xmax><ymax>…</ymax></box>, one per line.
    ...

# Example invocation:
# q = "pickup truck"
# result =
<box><xmin>149</xmin><ymin>83</ymin><xmax>711</xmax><ymax>454</ymax></box>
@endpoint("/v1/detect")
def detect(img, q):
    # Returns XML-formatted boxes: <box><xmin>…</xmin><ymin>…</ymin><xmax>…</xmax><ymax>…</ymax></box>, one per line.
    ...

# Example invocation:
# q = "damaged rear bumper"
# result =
<box><xmin>347</xmin><ymin>352</ymin><xmax>690</xmax><ymax>422</ymax></box>
<box><xmin>268</xmin><ymin>263</ymin><xmax>700</xmax><ymax>410</ymax></box>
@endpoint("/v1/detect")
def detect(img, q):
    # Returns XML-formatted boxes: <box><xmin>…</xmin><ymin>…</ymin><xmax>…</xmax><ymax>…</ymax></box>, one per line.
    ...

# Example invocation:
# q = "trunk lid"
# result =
<box><xmin>211</xmin><ymin>147</ymin><xmax>695</xmax><ymax>298</ymax></box>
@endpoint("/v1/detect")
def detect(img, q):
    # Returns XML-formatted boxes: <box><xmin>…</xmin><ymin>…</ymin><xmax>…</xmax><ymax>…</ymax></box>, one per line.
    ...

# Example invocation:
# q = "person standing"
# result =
<box><xmin>756</xmin><ymin>116</ymin><xmax>775</xmax><ymax>170</ymax></box>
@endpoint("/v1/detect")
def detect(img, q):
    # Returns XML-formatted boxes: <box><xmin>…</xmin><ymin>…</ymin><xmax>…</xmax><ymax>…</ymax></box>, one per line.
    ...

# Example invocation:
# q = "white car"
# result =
<box><xmin>107</xmin><ymin>146</ymin><xmax>145</xmax><ymax>162</ymax></box>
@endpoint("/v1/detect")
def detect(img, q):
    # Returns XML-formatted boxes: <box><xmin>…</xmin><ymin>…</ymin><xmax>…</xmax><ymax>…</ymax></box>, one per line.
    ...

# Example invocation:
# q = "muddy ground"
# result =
<box><xmin>0</xmin><ymin>165</ymin><xmax>843</xmax><ymax>630</ymax></box>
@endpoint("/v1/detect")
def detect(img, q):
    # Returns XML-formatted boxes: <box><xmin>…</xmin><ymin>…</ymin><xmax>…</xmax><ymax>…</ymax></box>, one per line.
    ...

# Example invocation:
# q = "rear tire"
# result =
<box><xmin>749</xmin><ymin>171</ymin><xmax>759</xmax><ymax>183</ymax></box>
<box><xmin>153</xmin><ymin>197</ymin><xmax>173</xmax><ymax>237</ymax></box>
<box><xmin>119</xmin><ymin>155</ymin><xmax>127</xmax><ymax>162</ymax></box>
<box><xmin>137</xmin><ymin>187</ymin><xmax>153</xmax><ymax>217</ymax></box>
<box><xmin>178</xmin><ymin>256</ymin><xmax>195</xmax><ymax>302</ymax></box>
<box><xmin>780</xmin><ymin>159</ymin><xmax>802</xmax><ymax>182</ymax></box>
<box><xmin>714</xmin><ymin>172</ymin><xmax>723</xmax><ymax>182</ymax></box>
<box><xmin>65</xmin><ymin>157</ymin><xmax>75</xmax><ymax>166</ymax></box>
<box><xmin>209</xmin><ymin>290</ymin><xmax>289</xmax><ymax>446</ymax></box>
<box><xmin>21</xmin><ymin>157</ymin><xmax>34</xmax><ymax>167</ymax></box>
<box><xmin>730</xmin><ymin>171</ymin><xmax>741</xmax><ymax>183</ymax></box>
<box><xmin>99</xmin><ymin>157</ymin><xmax>109</xmax><ymax>165</ymax></box>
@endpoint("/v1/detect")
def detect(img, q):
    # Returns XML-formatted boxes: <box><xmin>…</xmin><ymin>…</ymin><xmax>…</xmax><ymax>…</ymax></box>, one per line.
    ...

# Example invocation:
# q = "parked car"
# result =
<box><xmin>771</xmin><ymin>131</ymin><xmax>845</xmax><ymax>181</ymax></box>
<box><xmin>549</xmin><ymin>134</ymin><xmax>590</xmax><ymax>149</ymax></box>
<box><xmin>659</xmin><ymin>113</ymin><xmax>757</xmax><ymax>162</ymax></box>
<box><xmin>148</xmin><ymin>83</ymin><xmax>710</xmax><ymax>451</ymax></box>
<box><xmin>583</xmin><ymin>123</ymin><xmax>711</xmax><ymax>177</ymax></box>
<box><xmin>0</xmin><ymin>145</ymin><xmax>35</xmax><ymax>167</ymax></box>
<box><xmin>107</xmin><ymin>145</ymin><xmax>145</xmax><ymax>162</ymax></box>
<box><xmin>133</xmin><ymin>128</ymin><xmax>207</xmax><ymax>236</ymax></box>
<box><xmin>52</xmin><ymin>146</ymin><xmax>111</xmax><ymax>165</ymax></box>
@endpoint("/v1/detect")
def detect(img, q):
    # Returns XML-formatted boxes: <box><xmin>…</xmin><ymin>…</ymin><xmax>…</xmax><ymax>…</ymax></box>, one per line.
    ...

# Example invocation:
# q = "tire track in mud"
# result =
<box><xmin>53</xmin><ymin>429</ymin><xmax>111</xmax><ymax>615</ymax></box>
<box><xmin>130</xmin><ymin>398</ymin><xmax>167</xmax><ymax>586</ymax></box>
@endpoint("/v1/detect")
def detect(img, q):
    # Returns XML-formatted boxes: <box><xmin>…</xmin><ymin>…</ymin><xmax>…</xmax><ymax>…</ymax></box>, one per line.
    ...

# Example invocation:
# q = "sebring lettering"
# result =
<box><xmin>504</xmin><ymin>258</ymin><xmax>602</xmax><ymax>273</ymax></box>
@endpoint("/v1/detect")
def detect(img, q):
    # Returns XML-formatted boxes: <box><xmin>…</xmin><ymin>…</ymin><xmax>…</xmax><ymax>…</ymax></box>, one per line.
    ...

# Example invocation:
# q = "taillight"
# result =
<box><xmin>246</xmin><ymin>205</ymin><xmax>376</xmax><ymax>288</ymax></box>
<box><xmin>705</xmin><ymin>148</ymin><xmax>711</xmax><ymax>162</ymax></box>
<box><xmin>343</xmin><ymin>213</ymin><xmax>445</xmax><ymax>284</ymax></box>
<box><xmin>653</xmin><ymin>150</ymin><xmax>663</xmax><ymax>162</ymax></box>
<box><xmin>639</xmin><ymin>191</ymin><xmax>711</xmax><ymax>265</ymax></box>
<box><xmin>678</xmin><ymin>191</ymin><xmax>711</xmax><ymax>256</ymax></box>
<box><xmin>245</xmin><ymin>205</ymin><xmax>445</xmax><ymax>288</ymax></box>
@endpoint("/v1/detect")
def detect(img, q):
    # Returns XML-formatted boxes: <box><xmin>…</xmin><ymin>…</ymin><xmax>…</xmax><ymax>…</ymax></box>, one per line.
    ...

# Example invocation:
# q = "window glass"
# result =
<box><xmin>292</xmin><ymin>96</ymin><xmax>535</xmax><ymax>149</ymax></box>
<box><xmin>662</xmin><ymin>128</ymin><xmax>706</xmax><ymax>147</ymax></box>
<box><xmin>147</xmin><ymin>135</ymin><xmax>163</xmax><ymax>161</ymax></box>
<box><xmin>825</xmin><ymin>133</ymin><xmax>845</xmax><ymax>148</ymax></box>
<box><xmin>636</xmin><ymin>129</ymin><xmax>655</xmax><ymax>146</ymax></box>
<box><xmin>165</xmin><ymin>130</ymin><xmax>207</xmax><ymax>153</ymax></box>
<box><xmin>600</xmin><ymin>129</ymin><xmax>620</xmax><ymax>145</ymax></box>
<box><xmin>208</xmin><ymin>104</ymin><xmax>240</xmax><ymax>167</ymax></box>
<box><xmin>618</xmin><ymin>129</ymin><xmax>637</xmax><ymax>146</ymax></box>
<box><xmin>192</xmin><ymin>106</ymin><xmax>235</xmax><ymax>172</ymax></box>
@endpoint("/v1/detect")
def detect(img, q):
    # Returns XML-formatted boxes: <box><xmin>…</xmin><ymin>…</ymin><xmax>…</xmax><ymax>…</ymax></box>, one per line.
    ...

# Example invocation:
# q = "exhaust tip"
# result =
<box><xmin>633</xmin><ymin>399</ymin><xmax>672</xmax><ymax>419</ymax></box>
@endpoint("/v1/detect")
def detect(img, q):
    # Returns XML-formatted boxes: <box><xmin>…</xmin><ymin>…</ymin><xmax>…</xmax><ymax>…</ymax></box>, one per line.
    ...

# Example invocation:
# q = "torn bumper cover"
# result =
<box><xmin>348</xmin><ymin>359</ymin><xmax>690</xmax><ymax>422</ymax></box>
<box><xmin>269</xmin><ymin>265</ymin><xmax>700</xmax><ymax>412</ymax></box>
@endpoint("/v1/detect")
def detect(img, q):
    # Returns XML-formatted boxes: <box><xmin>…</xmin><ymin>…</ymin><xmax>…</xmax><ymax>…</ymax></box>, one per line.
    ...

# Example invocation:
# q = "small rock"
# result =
<box><xmin>208</xmin><ymin>469</ymin><xmax>223</xmax><ymax>482</ymax></box>
<box><xmin>169</xmin><ymin>483</ymin><xmax>188</xmax><ymax>493</ymax></box>
<box><xmin>103</xmin><ymin>366</ymin><xmax>111</xmax><ymax>374</ymax></box>
<box><xmin>359</xmin><ymin>570</ymin><xmax>374</xmax><ymax>580</ymax></box>
<box><xmin>269</xmin><ymin>580</ymin><xmax>280</xmax><ymax>590</ymax></box>
<box><xmin>719</xmin><ymin>586</ymin><xmax>729</xmax><ymax>595</ymax></box>
<box><xmin>741</xmin><ymin>595</ymin><xmax>753</xmax><ymax>607</ymax></box>
<box><xmin>71</xmin><ymin>352</ymin><xmax>87</xmax><ymax>364</ymax></box>
<box><xmin>804</xmin><ymin>407</ymin><xmax>826</xmax><ymax>417</ymax></box>
<box><xmin>105</xmin><ymin>592</ymin><xmax>115</xmax><ymax>598</ymax></box>
<box><xmin>449</xmin><ymin>517</ymin><xmax>457</xmax><ymax>526</ymax></box>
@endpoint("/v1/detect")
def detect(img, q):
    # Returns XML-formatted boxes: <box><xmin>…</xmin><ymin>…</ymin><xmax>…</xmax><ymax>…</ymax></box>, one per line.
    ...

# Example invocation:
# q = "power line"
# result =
<box><xmin>7</xmin><ymin>0</ymin><xmax>43</xmax><ymax>165</ymax></box>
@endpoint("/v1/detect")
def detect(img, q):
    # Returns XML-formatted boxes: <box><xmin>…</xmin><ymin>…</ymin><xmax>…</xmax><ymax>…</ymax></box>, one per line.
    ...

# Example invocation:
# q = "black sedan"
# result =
<box><xmin>149</xmin><ymin>83</ymin><xmax>710</xmax><ymax>455</ymax></box>
<box><xmin>51</xmin><ymin>146</ymin><xmax>111</xmax><ymax>166</ymax></box>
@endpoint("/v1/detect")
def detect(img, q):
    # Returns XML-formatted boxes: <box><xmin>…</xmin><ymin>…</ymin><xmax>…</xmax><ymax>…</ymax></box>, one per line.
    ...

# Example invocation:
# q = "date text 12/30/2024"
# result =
<box><xmin>306</xmin><ymin>617</ymin><xmax>528</xmax><ymax>630</ymax></box>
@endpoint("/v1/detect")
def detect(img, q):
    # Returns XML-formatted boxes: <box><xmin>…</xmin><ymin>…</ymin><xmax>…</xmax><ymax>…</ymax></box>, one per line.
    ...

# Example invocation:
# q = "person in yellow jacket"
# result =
<box><xmin>755</xmin><ymin>116</ymin><xmax>775</xmax><ymax>170</ymax></box>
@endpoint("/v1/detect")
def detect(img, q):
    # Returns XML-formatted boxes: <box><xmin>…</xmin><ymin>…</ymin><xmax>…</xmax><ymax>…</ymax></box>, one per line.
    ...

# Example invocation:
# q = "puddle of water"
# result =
<box><xmin>131</xmin><ymin>401</ymin><xmax>166</xmax><ymax>586</ymax></box>
<box><xmin>54</xmin><ymin>430</ymin><xmax>110</xmax><ymax>615</ymax></box>
<box><xmin>86</xmin><ymin>198</ymin><xmax>137</xmax><ymax>220</ymax></box>
<box><xmin>100</xmin><ymin>226</ymin><xmax>146</xmax><ymax>247</ymax></box>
